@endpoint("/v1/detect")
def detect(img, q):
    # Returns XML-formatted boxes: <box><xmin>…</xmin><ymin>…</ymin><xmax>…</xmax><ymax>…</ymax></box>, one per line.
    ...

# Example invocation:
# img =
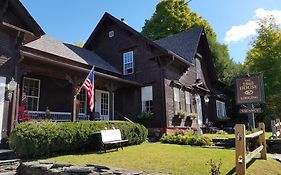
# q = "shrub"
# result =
<box><xmin>216</xmin><ymin>130</ymin><xmax>228</xmax><ymax>135</ymax></box>
<box><xmin>160</xmin><ymin>131</ymin><xmax>212</xmax><ymax>146</ymax></box>
<box><xmin>207</xmin><ymin>159</ymin><xmax>222</xmax><ymax>175</ymax></box>
<box><xmin>9</xmin><ymin>121</ymin><xmax>148</xmax><ymax>158</ymax></box>
<box><xmin>137</xmin><ymin>112</ymin><xmax>154</xmax><ymax>120</ymax></box>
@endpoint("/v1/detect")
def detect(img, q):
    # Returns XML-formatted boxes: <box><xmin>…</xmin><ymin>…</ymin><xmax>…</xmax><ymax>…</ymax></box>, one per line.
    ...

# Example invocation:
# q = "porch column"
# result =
<box><xmin>105</xmin><ymin>84</ymin><xmax>117</xmax><ymax>120</ymax></box>
<box><xmin>110</xmin><ymin>91</ymin><xmax>114</xmax><ymax>120</ymax></box>
<box><xmin>72</xmin><ymin>87</ymin><xmax>81</xmax><ymax>122</ymax></box>
<box><xmin>66</xmin><ymin>74</ymin><xmax>83</xmax><ymax>122</ymax></box>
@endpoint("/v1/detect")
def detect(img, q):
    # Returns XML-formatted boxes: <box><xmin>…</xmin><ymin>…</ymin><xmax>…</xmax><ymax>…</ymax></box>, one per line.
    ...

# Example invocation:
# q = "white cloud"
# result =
<box><xmin>224</xmin><ymin>8</ymin><xmax>281</xmax><ymax>43</ymax></box>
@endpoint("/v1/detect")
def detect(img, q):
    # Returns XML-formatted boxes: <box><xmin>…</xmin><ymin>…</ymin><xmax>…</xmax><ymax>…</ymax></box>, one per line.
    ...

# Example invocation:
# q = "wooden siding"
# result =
<box><xmin>164</xmin><ymin>41</ymin><xmax>219</xmax><ymax>128</ymax></box>
<box><xmin>87</xmin><ymin>20</ymin><xmax>167</xmax><ymax>128</ymax></box>
<box><xmin>20</xmin><ymin>74</ymin><xmax>73</xmax><ymax>112</ymax></box>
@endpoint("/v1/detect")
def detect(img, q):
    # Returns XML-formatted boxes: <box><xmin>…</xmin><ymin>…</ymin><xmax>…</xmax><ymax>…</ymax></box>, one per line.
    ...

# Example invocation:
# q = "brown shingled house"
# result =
<box><xmin>0</xmin><ymin>1</ymin><xmax>227</xmax><ymax>143</ymax></box>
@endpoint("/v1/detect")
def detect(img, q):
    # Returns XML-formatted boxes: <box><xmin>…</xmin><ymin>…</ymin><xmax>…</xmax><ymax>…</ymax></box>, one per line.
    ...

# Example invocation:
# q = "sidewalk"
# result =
<box><xmin>267</xmin><ymin>153</ymin><xmax>281</xmax><ymax>162</ymax></box>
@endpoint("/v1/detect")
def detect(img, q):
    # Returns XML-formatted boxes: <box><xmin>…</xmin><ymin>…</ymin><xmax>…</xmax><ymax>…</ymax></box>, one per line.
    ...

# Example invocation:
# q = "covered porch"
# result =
<box><xmin>13</xmin><ymin>37</ymin><xmax>141</xmax><ymax>124</ymax></box>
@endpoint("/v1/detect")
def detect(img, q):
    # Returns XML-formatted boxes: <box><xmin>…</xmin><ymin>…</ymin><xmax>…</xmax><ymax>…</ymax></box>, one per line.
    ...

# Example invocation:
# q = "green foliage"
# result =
<box><xmin>208</xmin><ymin>38</ymin><xmax>243</xmax><ymax>85</ymax></box>
<box><xmin>74</xmin><ymin>41</ymin><xmax>84</xmax><ymax>48</ymax></box>
<box><xmin>142</xmin><ymin>0</ymin><xmax>241</xmax><ymax>85</ymax></box>
<box><xmin>142</xmin><ymin>0</ymin><xmax>216</xmax><ymax>40</ymax></box>
<box><xmin>215</xmin><ymin>130</ymin><xmax>228</xmax><ymax>135</ymax></box>
<box><xmin>160</xmin><ymin>131</ymin><xmax>212</xmax><ymax>146</ymax></box>
<box><xmin>207</xmin><ymin>159</ymin><xmax>222</xmax><ymax>175</ymax></box>
<box><xmin>245</xmin><ymin>16</ymin><xmax>281</xmax><ymax>123</ymax></box>
<box><xmin>9</xmin><ymin>121</ymin><xmax>148</xmax><ymax>158</ymax></box>
<box><xmin>137</xmin><ymin>112</ymin><xmax>154</xmax><ymax>120</ymax></box>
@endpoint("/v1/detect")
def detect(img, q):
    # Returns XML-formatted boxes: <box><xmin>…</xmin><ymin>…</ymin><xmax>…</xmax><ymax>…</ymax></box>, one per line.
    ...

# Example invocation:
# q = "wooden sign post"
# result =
<box><xmin>236</xmin><ymin>74</ymin><xmax>265</xmax><ymax>131</ymax></box>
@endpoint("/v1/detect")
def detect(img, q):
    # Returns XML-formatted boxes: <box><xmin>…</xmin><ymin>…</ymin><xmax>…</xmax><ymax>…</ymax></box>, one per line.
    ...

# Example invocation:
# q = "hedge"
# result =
<box><xmin>9</xmin><ymin>121</ymin><xmax>148</xmax><ymax>158</ymax></box>
<box><xmin>160</xmin><ymin>132</ymin><xmax>212</xmax><ymax>146</ymax></box>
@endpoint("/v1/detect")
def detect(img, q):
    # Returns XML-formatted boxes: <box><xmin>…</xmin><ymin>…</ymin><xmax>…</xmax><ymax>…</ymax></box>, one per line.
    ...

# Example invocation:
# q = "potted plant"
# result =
<box><xmin>186</xmin><ymin>113</ymin><xmax>197</xmax><ymax>119</ymax></box>
<box><xmin>176</xmin><ymin>111</ymin><xmax>188</xmax><ymax>119</ymax></box>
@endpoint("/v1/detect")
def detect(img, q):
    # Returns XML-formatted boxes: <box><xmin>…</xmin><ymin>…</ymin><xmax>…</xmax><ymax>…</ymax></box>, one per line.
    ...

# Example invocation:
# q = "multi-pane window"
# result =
<box><xmin>216</xmin><ymin>100</ymin><xmax>226</xmax><ymax>119</ymax></box>
<box><xmin>141</xmin><ymin>86</ymin><xmax>153</xmax><ymax>113</ymax></box>
<box><xmin>77</xmin><ymin>88</ymin><xmax>87</xmax><ymax>114</ymax></box>
<box><xmin>196</xmin><ymin>58</ymin><xmax>202</xmax><ymax>79</ymax></box>
<box><xmin>173</xmin><ymin>87</ymin><xmax>180</xmax><ymax>113</ymax></box>
<box><xmin>185</xmin><ymin>91</ymin><xmax>192</xmax><ymax>113</ymax></box>
<box><xmin>123</xmin><ymin>51</ymin><xmax>134</xmax><ymax>75</ymax></box>
<box><xmin>22</xmin><ymin>77</ymin><xmax>40</xmax><ymax>111</ymax></box>
<box><xmin>101</xmin><ymin>92</ymin><xmax>109</xmax><ymax>116</ymax></box>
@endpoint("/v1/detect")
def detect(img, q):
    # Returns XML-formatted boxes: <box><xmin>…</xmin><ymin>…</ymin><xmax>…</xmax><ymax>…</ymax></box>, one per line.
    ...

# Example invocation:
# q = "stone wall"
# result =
<box><xmin>17</xmin><ymin>161</ymin><xmax>166</xmax><ymax>175</ymax></box>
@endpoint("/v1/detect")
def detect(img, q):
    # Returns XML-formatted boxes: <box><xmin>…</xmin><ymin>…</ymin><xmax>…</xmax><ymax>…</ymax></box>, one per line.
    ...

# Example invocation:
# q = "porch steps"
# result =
<box><xmin>0</xmin><ymin>150</ymin><xmax>19</xmax><ymax>174</ymax></box>
<box><xmin>0</xmin><ymin>150</ymin><xmax>17</xmax><ymax>161</ymax></box>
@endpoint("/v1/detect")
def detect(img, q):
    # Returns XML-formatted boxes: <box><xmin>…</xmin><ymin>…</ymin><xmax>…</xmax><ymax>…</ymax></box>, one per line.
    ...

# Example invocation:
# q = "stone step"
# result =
<box><xmin>0</xmin><ymin>159</ymin><xmax>20</xmax><ymax>174</ymax></box>
<box><xmin>0</xmin><ymin>171</ymin><xmax>17</xmax><ymax>175</ymax></box>
<box><xmin>0</xmin><ymin>150</ymin><xmax>17</xmax><ymax>161</ymax></box>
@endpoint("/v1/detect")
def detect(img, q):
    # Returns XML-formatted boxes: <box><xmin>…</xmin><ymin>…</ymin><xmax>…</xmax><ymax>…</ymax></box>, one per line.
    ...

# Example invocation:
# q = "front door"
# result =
<box><xmin>95</xmin><ymin>90</ymin><xmax>110</xmax><ymax>120</ymax></box>
<box><xmin>0</xmin><ymin>77</ymin><xmax>6</xmax><ymax>143</ymax></box>
<box><xmin>195</xmin><ymin>94</ymin><xmax>203</xmax><ymax>127</ymax></box>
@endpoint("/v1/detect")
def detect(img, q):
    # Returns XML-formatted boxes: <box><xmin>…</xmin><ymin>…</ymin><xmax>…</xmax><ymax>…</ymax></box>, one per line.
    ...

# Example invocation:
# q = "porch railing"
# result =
<box><xmin>27</xmin><ymin>111</ymin><xmax>90</xmax><ymax>121</ymax></box>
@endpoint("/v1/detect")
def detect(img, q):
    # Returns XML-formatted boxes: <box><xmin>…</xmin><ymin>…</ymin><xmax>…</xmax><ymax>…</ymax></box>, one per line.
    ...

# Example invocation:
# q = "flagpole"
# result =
<box><xmin>75</xmin><ymin>66</ymin><xmax>95</xmax><ymax>96</ymax></box>
<box><xmin>72</xmin><ymin>65</ymin><xmax>95</xmax><ymax>122</ymax></box>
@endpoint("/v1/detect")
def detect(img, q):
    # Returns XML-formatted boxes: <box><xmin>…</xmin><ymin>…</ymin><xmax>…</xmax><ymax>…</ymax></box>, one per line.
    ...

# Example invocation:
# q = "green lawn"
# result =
<box><xmin>46</xmin><ymin>143</ymin><xmax>281</xmax><ymax>175</ymax></box>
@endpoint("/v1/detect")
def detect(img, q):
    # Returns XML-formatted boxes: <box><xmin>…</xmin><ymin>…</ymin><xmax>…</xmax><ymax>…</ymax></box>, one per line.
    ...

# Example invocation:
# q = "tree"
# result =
<box><xmin>142</xmin><ymin>0</ymin><xmax>216</xmax><ymax>40</ymax></box>
<box><xmin>142</xmin><ymin>0</ymin><xmax>241</xmax><ymax>85</ymax></box>
<box><xmin>74</xmin><ymin>41</ymin><xmax>84</xmax><ymax>48</ymax></box>
<box><xmin>245</xmin><ymin>17</ymin><xmax>281</xmax><ymax>120</ymax></box>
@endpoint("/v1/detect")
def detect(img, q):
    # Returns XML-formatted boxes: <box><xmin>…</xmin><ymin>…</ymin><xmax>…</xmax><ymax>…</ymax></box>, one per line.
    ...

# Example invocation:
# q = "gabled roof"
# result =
<box><xmin>83</xmin><ymin>12</ymin><xmax>167</xmax><ymax>53</ymax></box>
<box><xmin>154</xmin><ymin>27</ymin><xmax>203</xmax><ymax>63</ymax></box>
<box><xmin>84</xmin><ymin>12</ymin><xmax>199</xmax><ymax>66</ymax></box>
<box><xmin>6</xmin><ymin>0</ymin><xmax>45</xmax><ymax>36</ymax></box>
<box><xmin>24</xmin><ymin>35</ymin><xmax>121</xmax><ymax>74</ymax></box>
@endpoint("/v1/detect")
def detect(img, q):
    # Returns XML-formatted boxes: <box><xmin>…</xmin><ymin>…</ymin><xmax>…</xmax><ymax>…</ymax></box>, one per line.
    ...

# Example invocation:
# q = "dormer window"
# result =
<box><xmin>109</xmin><ymin>30</ymin><xmax>114</xmax><ymax>38</ymax></box>
<box><xmin>123</xmin><ymin>51</ymin><xmax>134</xmax><ymax>75</ymax></box>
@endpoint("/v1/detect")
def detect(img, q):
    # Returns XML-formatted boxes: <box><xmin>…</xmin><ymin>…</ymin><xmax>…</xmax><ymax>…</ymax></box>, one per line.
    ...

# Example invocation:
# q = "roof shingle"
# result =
<box><xmin>24</xmin><ymin>35</ymin><xmax>120</xmax><ymax>74</ymax></box>
<box><xmin>154</xmin><ymin>27</ymin><xmax>203</xmax><ymax>63</ymax></box>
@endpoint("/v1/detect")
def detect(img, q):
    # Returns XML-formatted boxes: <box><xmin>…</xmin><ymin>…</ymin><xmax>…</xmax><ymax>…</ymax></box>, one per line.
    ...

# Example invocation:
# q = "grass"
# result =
<box><xmin>46</xmin><ymin>143</ymin><xmax>281</xmax><ymax>175</ymax></box>
<box><xmin>204</xmin><ymin>132</ymin><xmax>272</xmax><ymax>139</ymax></box>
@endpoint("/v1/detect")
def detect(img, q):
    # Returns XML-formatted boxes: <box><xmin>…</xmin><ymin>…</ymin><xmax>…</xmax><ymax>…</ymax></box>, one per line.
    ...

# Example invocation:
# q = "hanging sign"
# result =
<box><xmin>239</xmin><ymin>108</ymin><xmax>262</xmax><ymax>114</ymax></box>
<box><xmin>236</xmin><ymin>74</ymin><xmax>265</xmax><ymax>104</ymax></box>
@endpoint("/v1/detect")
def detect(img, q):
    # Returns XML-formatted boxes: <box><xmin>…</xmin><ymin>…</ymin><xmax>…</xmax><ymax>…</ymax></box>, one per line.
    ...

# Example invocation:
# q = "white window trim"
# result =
<box><xmin>23</xmin><ymin>77</ymin><xmax>40</xmax><ymax>111</ymax></box>
<box><xmin>173</xmin><ymin>87</ymin><xmax>180</xmax><ymax>113</ymax></box>
<box><xmin>78</xmin><ymin>89</ymin><xmax>87</xmax><ymax>115</ymax></box>
<box><xmin>123</xmin><ymin>51</ymin><xmax>134</xmax><ymax>75</ymax></box>
<box><xmin>141</xmin><ymin>86</ymin><xmax>153</xmax><ymax>112</ymax></box>
<box><xmin>96</xmin><ymin>89</ymin><xmax>110</xmax><ymax>117</ymax></box>
<box><xmin>196</xmin><ymin>58</ymin><xmax>202</xmax><ymax>79</ymax></box>
<box><xmin>185</xmin><ymin>91</ymin><xmax>191</xmax><ymax>113</ymax></box>
<box><xmin>216</xmin><ymin>100</ymin><xmax>226</xmax><ymax>119</ymax></box>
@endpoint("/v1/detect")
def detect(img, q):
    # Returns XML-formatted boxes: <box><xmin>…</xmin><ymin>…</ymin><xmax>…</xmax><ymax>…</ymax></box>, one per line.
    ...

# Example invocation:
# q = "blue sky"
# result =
<box><xmin>21</xmin><ymin>0</ymin><xmax>281</xmax><ymax>63</ymax></box>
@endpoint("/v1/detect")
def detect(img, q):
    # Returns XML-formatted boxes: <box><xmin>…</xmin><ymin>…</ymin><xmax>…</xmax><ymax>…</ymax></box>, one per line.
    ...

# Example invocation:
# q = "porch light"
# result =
<box><xmin>8</xmin><ymin>78</ymin><xmax>17</xmax><ymax>91</ymax></box>
<box><xmin>6</xmin><ymin>78</ymin><xmax>17</xmax><ymax>101</ymax></box>
<box><xmin>204</xmin><ymin>95</ymin><xmax>209</xmax><ymax>103</ymax></box>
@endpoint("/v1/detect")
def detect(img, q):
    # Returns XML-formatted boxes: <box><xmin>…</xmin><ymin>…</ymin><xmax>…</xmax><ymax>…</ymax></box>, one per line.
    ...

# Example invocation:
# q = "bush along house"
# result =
<box><xmin>0</xmin><ymin>1</ymin><xmax>227</xmax><ymax>143</ymax></box>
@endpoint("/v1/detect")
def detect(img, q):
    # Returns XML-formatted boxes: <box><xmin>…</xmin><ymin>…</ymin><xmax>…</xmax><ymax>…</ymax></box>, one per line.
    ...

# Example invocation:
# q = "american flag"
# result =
<box><xmin>82</xmin><ymin>67</ymin><xmax>95</xmax><ymax>112</ymax></box>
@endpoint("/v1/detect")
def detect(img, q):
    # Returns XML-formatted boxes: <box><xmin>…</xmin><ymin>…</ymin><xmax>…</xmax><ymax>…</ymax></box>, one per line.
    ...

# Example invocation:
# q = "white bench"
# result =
<box><xmin>100</xmin><ymin>129</ymin><xmax>128</xmax><ymax>152</ymax></box>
